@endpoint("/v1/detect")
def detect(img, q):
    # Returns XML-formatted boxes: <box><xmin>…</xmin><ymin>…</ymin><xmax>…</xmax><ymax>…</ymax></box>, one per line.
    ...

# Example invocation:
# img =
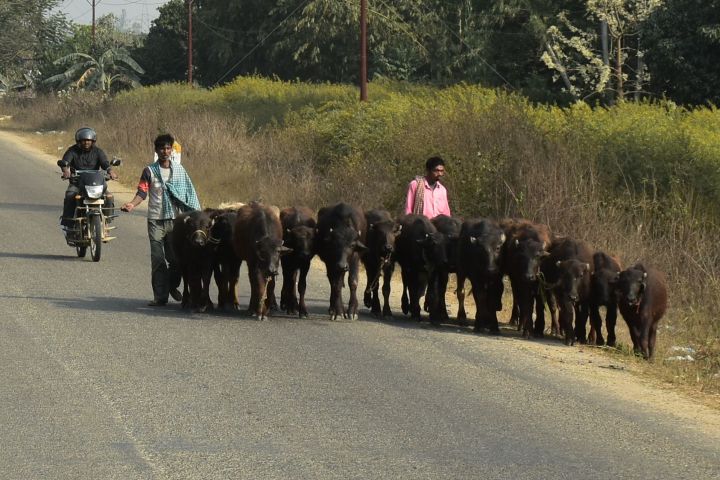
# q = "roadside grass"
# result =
<box><xmin>2</xmin><ymin>77</ymin><xmax>718</xmax><ymax>398</ymax></box>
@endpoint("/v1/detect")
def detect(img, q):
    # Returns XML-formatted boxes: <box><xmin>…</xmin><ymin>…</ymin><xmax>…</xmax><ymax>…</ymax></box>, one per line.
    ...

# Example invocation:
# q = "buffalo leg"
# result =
<box><xmin>456</xmin><ymin>273</ymin><xmax>468</xmax><ymax>325</ymax></box>
<box><xmin>575</xmin><ymin>303</ymin><xmax>590</xmax><ymax>344</ymax></box>
<box><xmin>297</xmin><ymin>260</ymin><xmax>310</xmax><ymax>318</ymax></box>
<box><xmin>400</xmin><ymin>268</ymin><xmax>410</xmax><ymax>315</ymax></box>
<box><xmin>347</xmin><ymin>255</ymin><xmax>360</xmax><ymax>320</ymax></box>
<box><xmin>606</xmin><ymin>304</ymin><xmax>618</xmax><ymax>347</ymax></box>
<box><xmin>589</xmin><ymin>305</ymin><xmax>604</xmax><ymax>346</ymax></box>
<box><xmin>381</xmin><ymin>262</ymin><xmax>394</xmax><ymax>318</ymax></box>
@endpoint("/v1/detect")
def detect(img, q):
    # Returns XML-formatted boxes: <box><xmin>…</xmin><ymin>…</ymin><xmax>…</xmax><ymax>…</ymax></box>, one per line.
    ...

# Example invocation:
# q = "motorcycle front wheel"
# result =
<box><xmin>90</xmin><ymin>215</ymin><xmax>102</xmax><ymax>262</ymax></box>
<box><xmin>76</xmin><ymin>246</ymin><xmax>87</xmax><ymax>258</ymax></box>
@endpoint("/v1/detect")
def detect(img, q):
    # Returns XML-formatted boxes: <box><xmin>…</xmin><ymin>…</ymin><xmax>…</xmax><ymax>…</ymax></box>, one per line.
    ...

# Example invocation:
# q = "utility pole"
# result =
<box><xmin>187</xmin><ymin>0</ymin><xmax>194</xmax><ymax>86</ymax></box>
<box><xmin>86</xmin><ymin>0</ymin><xmax>100</xmax><ymax>53</ymax></box>
<box><xmin>359</xmin><ymin>0</ymin><xmax>368</xmax><ymax>101</ymax></box>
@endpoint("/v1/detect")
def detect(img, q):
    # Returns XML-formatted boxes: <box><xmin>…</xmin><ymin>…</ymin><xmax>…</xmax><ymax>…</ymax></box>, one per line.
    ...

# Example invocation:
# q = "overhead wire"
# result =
<box><xmin>212</xmin><ymin>0</ymin><xmax>312</xmax><ymax>86</ymax></box>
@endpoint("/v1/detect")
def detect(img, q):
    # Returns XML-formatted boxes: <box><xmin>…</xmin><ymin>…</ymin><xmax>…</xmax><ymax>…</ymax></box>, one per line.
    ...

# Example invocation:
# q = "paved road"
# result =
<box><xmin>1</xmin><ymin>131</ymin><xmax>719</xmax><ymax>479</ymax></box>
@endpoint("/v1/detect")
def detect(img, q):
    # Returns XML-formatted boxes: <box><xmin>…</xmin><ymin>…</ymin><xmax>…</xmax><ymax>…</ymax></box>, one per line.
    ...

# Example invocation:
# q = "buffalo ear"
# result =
<box><xmin>393</xmin><ymin>224</ymin><xmax>403</xmax><ymax>234</ymax></box>
<box><xmin>354</xmin><ymin>240</ymin><xmax>368</xmax><ymax>252</ymax></box>
<box><xmin>184</xmin><ymin>216</ymin><xmax>191</xmax><ymax>224</ymax></box>
<box><xmin>278</xmin><ymin>245</ymin><xmax>293</xmax><ymax>255</ymax></box>
<box><xmin>514</xmin><ymin>238</ymin><xmax>520</xmax><ymax>246</ymax></box>
<box><xmin>469</xmin><ymin>236</ymin><xmax>478</xmax><ymax>245</ymax></box>
<box><xmin>556</xmin><ymin>260</ymin><xmax>562</xmax><ymax>267</ymax></box>
<box><xmin>500</xmin><ymin>233</ymin><xmax>506</xmax><ymax>243</ymax></box>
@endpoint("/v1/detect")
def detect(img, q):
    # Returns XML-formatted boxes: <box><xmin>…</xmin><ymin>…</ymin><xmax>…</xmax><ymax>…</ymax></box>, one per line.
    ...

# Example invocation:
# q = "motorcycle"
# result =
<box><xmin>58</xmin><ymin>158</ymin><xmax>122</xmax><ymax>262</ymax></box>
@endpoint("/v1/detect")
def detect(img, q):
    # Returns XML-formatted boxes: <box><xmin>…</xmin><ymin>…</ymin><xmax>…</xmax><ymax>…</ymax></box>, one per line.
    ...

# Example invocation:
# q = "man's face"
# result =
<box><xmin>426</xmin><ymin>164</ymin><xmax>446</xmax><ymax>183</ymax></box>
<box><xmin>156</xmin><ymin>144</ymin><xmax>173</xmax><ymax>161</ymax></box>
<box><xmin>79</xmin><ymin>139</ymin><xmax>94</xmax><ymax>152</ymax></box>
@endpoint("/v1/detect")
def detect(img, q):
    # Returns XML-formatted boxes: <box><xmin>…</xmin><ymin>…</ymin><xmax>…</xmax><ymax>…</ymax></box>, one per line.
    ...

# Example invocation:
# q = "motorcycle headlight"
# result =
<box><xmin>85</xmin><ymin>185</ymin><xmax>104</xmax><ymax>199</ymax></box>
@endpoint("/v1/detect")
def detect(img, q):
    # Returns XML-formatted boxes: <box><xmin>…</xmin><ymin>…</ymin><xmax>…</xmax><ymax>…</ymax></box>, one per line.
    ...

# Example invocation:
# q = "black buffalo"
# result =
<box><xmin>502</xmin><ymin>219</ymin><xmax>551</xmax><ymax>338</ymax></box>
<box><xmin>395</xmin><ymin>214</ymin><xmax>449</xmax><ymax>322</ymax></box>
<box><xmin>588</xmin><ymin>251</ymin><xmax>622</xmax><ymax>346</ymax></box>
<box><xmin>208</xmin><ymin>208</ymin><xmax>241</xmax><ymax>311</ymax></box>
<box><xmin>426</xmin><ymin>214</ymin><xmax>462</xmax><ymax>325</ymax></box>
<box><xmin>541</xmin><ymin>238</ymin><xmax>594</xmax><ymax>345</ymax></box>
<box><xmin>362</xmin><ymin>209</ymin><xmax>400</xmax><ymax>318</ymax></box>
<box><xmin>456</xmin><ymin>218</ymin><xmax>506</xmax><ymax>333</ymax></box>
<box><xmin>279</xmin><ymin>206</ymin><xmax>316</xmax><ymax>318</ymax></box>
<box><xmin>315</xmin><ymin>203</ymin><xmax>367</xmax><ymax>320</ymax></box>
<box><xmin>172</xmin><ymin>209</ymin><xmax>215</xmax><ymax>312</ymax></box>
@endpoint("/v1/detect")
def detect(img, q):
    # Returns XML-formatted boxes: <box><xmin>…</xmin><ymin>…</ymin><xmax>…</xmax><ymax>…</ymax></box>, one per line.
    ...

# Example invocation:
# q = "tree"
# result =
<box><xmin>44</xmin><ymin>48</ymin><xmax>145</xmax><ymax>93</ymax></box>
<box><xmin>133</xmin><ymin>0</ymin><xmax>188</xmax><ymax>84</ymax></box>
<box><xmin>542</xmin><ymin>0</ymin><xmax>663</xmax><ymax>103</ymax></box>
<box><xmin>0</xmin><ymin>0</ymin><xmax>70</xmax><ymax>89</ymax></box>
<box><xmin>642</xmin><ymin>0</ymin><xmax>720</xmax><ymax>105</ymax></box>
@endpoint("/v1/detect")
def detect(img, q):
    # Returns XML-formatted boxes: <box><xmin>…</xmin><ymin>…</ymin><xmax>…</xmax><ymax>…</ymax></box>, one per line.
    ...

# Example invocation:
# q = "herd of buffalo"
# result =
<box><xmin>171</xmin><ymin>201</ymin><xmax>668</xmax><ymax>360</ymax></box>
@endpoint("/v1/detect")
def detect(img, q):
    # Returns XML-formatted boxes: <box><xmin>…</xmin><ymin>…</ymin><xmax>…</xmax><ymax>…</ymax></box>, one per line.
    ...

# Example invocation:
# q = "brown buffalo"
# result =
<box><xmin>616</xmin><ymin>263</ymin><xmax>668</xmax><ymax>359</ymax></box>
<box><xmin>233</xmin><ymin>202</ymin><xmax>290</xmax><ymax>320</ymax></box>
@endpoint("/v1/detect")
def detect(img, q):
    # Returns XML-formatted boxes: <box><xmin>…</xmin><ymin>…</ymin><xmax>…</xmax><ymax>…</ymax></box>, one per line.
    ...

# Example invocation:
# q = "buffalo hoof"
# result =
<box><xmin>487</xmin><ymin>329</ymin><xmax>502</xmax><ymax>336</ymax></box>
<box><xmin>350</xmin><ymin>313</ymin><xmax>358</xmax><ymax>321</ymax></box>
<box><xmin>370</xmin><ymin>309</ymin><xmax>381</xmax><ymax>318</ymax></box>
<box><xmin>363</xmin><ymin>293</ymin><xmax>372</xmax><ymax>308</ymax></box>
<box><xmin>254</xmin><ymin>314</ymin><xmax>267</xmax><ymax>321</ymax></box>
<box><xmin>298</xmin><ymin>312</ymin><xmax>309</xmax><ymax>319</ymax></box>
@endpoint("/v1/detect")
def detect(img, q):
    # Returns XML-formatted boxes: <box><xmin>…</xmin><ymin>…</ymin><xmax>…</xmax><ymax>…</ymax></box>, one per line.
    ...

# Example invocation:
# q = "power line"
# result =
<box><xmin>212</xmin><ymin>0</ymin><xmax>312</xmax><ymax>86</ymax></box>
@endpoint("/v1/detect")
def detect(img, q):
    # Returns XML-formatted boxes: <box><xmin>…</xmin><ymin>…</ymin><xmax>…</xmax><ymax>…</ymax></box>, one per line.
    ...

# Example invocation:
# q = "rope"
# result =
<box><xmin>364</xmin><ymin>254</ymin><xmax>392</xmax><ymax>295</ymax></box>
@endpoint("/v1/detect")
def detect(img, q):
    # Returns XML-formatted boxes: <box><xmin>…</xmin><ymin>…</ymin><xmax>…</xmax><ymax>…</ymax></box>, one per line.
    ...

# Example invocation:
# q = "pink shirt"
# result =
<box><xmin>405</xmin><ymin>178</ymin><xmax>451</xmax><ymax>218</ymax></box>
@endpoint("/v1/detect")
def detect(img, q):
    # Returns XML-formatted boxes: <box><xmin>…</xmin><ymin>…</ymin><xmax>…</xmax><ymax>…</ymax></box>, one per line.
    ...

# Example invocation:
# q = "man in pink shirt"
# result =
<box><xmin>405</xmin><ymin>156</ymin><xmax>451</xmax><ymax>218</ymax></box>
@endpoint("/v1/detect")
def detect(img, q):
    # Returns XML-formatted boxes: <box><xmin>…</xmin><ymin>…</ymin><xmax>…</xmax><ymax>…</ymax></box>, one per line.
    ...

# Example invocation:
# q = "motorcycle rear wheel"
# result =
<box><xmin>90</xmin><ymin>215</ymin><xmax>102</xmax><ymax>262</ymax></box>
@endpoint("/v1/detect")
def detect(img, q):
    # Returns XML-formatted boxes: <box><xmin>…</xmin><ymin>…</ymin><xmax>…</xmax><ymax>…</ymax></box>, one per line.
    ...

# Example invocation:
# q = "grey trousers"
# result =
<box><xmin>148</xmin><ymin>219</ymin><xmax>181</xmax><ymax>303</ymax></box>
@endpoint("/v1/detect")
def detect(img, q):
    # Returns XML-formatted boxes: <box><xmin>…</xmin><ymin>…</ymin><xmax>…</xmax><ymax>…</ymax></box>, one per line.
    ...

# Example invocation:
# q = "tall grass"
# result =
<box><xmin>2</xmin><ymin>77</ymin><xmax>718</xmax><ymax>395</ymax></box>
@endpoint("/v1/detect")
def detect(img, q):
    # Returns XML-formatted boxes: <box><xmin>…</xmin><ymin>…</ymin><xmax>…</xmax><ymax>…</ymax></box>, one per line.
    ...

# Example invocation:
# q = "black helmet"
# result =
<box><xmin>75</xmin><ymin>127</ymin><xmax>97</xmax><ymax>143</ymax></box>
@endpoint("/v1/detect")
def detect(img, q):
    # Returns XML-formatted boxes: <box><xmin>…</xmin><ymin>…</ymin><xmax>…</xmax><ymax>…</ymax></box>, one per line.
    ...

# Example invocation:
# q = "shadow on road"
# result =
<box><xmin>0</xmin><ymin>252</ymin><xmax>70</xmax><ymax>262</ymax></box>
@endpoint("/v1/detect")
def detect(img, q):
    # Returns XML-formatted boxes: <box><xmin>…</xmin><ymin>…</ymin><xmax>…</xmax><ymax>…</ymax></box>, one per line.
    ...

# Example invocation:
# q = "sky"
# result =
<box><xmin>57</xmin><ymin>0</ymin><xmax>171</xmax><ymax>32</ymax></box>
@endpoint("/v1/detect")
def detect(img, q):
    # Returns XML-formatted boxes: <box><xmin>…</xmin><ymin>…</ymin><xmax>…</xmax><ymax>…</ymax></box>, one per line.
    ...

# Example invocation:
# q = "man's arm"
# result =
<box><xmin>121</xmin><ymin>168</ymin><xmax>150</xmax><ymax>212</ymax></box>
<box><xmin>405</xmin><ymin>179</ymin><xmax>417</xmax><ymax>215</ymax></box>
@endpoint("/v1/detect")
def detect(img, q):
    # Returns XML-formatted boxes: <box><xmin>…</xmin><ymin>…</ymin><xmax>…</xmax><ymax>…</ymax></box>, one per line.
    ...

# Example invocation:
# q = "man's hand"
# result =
<box><xmin>109</xmin><ymin>169</ymin><xmax>118</xmax><ymax>181</ymax></box>
<box><xmin>61</xmin><ymin>168</ymin><xmax>71</xmax><ymax>180</ymax></box>
<box><xmin>121</xmin><ymin>202</ymin><xmax>135</xmax><ymax>212</ymax></box>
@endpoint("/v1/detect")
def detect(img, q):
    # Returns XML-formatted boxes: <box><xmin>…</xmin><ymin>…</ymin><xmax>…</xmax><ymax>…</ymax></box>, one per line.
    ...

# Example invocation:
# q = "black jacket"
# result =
<box><xmin>62</xmin><ymin>144</ymin><xmax>110</xmax><ymax>172</ymax></box>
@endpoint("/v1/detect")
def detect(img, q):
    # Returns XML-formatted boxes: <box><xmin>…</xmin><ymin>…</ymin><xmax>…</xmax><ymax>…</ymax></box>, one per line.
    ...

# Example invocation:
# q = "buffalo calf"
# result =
<box><xmin>616</xmin><ymin>263</ymin><xmax>668</xmax><ymax>359</ymax></box>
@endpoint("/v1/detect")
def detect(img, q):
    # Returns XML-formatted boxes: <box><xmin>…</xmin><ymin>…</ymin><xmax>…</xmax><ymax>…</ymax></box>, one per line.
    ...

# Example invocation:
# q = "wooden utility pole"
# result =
<box><xmin>187</xmin><ymin>0</ymin><xmax>194</xmax><ymax>86</ymax></box>
<box><xmin>616</xmin><ymin>35</ymin><xmax>623</xmax><ymax>102</ymax></box>
<box><xmin>86</xmin><ymin>0</ymin><xmax>100</xmax><ymax>52</ymax></box>
<box><xmin>359</xmin><ymin>0</ymin><xmax>368</xmax><ymax>101</ymax></box>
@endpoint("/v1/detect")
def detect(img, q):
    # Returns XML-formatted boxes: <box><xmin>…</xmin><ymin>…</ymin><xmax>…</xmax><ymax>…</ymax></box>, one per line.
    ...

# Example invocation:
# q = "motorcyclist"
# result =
<box><xmin>60</xmin><ymin>127</ymin><xmax>118</xmax><ymax>231</ymax></box>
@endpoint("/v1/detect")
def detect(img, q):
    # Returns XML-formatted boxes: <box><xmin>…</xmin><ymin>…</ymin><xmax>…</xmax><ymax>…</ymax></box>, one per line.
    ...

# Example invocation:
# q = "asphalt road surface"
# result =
<box><xmin>1</xmin><ymin>131</ymin><xmax>719</xmax><ymax>479</ymax></box>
